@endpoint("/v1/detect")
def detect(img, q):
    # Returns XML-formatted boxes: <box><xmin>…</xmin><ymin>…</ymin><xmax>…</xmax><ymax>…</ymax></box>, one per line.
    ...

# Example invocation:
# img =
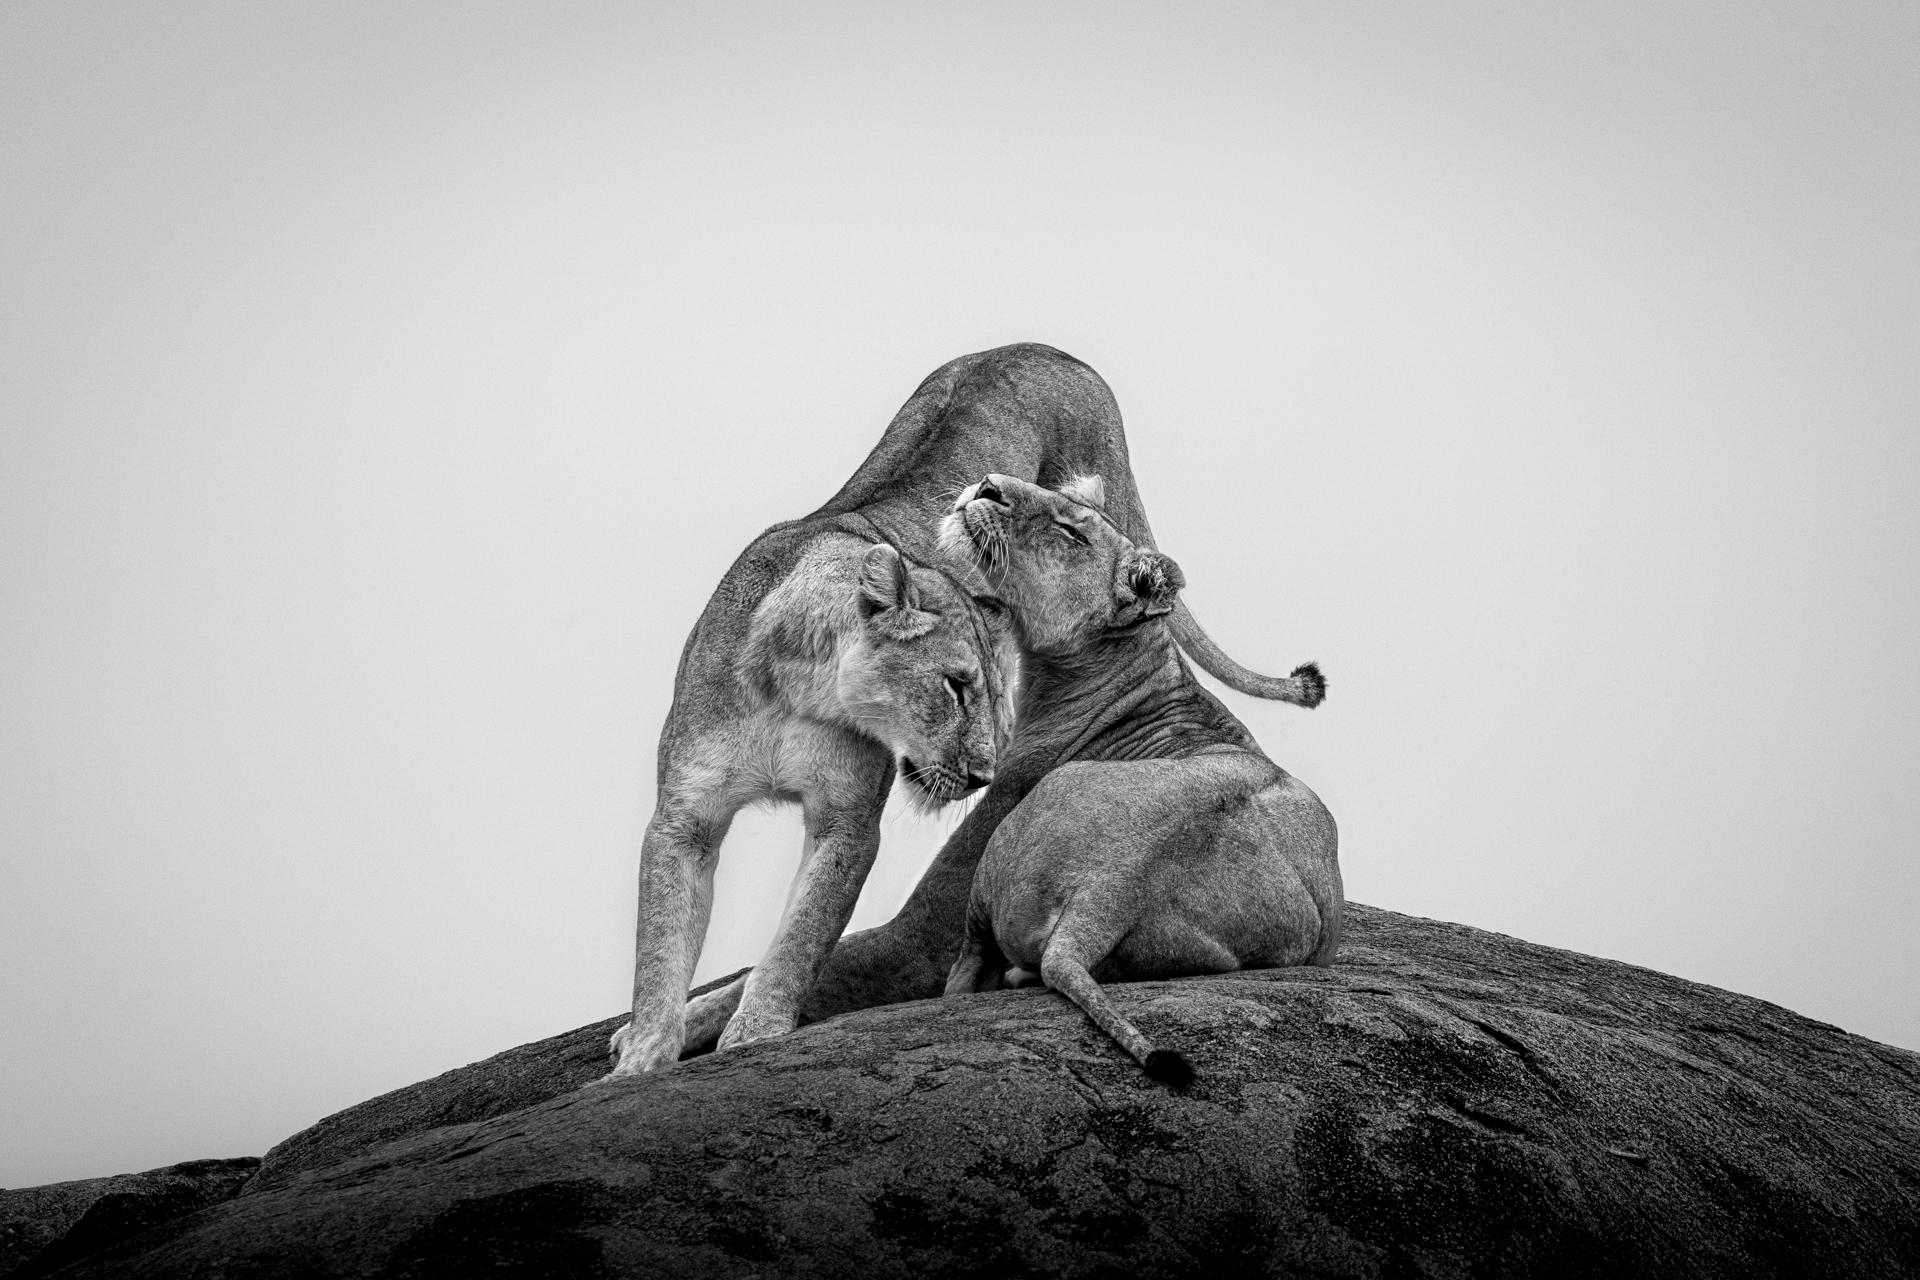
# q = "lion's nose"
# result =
<box><xmin>974</xmin><ymin>477</ymin><xmax>1006</xmax><ymax>506</ymax></box>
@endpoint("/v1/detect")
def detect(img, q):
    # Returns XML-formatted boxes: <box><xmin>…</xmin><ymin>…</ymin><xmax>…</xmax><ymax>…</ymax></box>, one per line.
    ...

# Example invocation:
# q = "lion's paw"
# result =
<box><xmin>598</xmin><ymin>1020</ymin><xmax>679</xmax><ymax>1081</ymax></box>
<box><xmin>715</xmin><ymin>1008</ymin><xmax>796</xmax><ymax>1051</ymax></box>
<box><xmin>608</xmin><ymin>1021</ymin><xmax>631</xmax><ymax>1054</ymax></box>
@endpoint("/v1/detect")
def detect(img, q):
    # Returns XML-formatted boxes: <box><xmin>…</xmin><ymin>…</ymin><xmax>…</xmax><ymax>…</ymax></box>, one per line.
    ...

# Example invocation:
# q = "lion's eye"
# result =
<box><xmin>945</xmin><ymin>675</ymin><xmax>969</xmax><ymax>708</ymax></box>
<box><xmin>1054</xmin><ymin>521</ymin><xmax>1090</xmax><ymax>546</ymax></box>
<box><xmin>970</xmin><ymin>594</ymin><xmax>1009</xmax><ymax>616</ymax></box>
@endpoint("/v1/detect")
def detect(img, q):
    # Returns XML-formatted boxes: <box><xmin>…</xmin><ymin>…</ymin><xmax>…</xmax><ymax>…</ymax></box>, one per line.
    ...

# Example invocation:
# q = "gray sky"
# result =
<box><xmin>4</xmin><ymin>2</ymin><xmax>1916</xmax><ymax>1187</ymax></box>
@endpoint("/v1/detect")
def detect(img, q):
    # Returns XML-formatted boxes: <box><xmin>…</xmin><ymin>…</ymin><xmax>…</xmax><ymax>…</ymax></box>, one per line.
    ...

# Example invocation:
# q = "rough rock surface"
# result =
<box><xmin>0</xmin><ymin>1159</ymin><xmax>257</xmax><ymax>1279</ymax></box>
<box><xmin>246</xmin><ymin>969</ymin><xmax>749</xmax><ymax>1194</ymax></box>
<box><xmin>29</xmin><ymin>905</ymin><xmax>1920</xmax><ymax>1277</ymax></box>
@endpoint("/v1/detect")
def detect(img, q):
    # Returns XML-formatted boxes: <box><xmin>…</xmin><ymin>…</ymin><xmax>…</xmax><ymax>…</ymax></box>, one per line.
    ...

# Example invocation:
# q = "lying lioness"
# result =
<box><xmin>603</xmin><ymin>532</ymin><xmax>1016</xmax><ymax>1078</ymax></box>
<box><xmin>941</xmin><ymin>474</ymin><xmax>1343</xmax><ymax>1084</ymax></box>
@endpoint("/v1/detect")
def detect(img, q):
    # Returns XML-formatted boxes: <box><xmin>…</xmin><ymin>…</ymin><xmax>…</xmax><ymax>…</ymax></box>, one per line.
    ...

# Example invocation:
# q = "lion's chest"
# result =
<box><xmin>704</xmin><ymin>710</ymin><xmax>883</xmax><ymax>812</ymax></box>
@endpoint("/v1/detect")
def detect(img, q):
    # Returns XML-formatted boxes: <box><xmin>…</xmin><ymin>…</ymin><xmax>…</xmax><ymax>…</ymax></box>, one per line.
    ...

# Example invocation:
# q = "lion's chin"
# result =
<box><xmin>936</xmin><ymin>510</ymin><xmax>978</xmax><ymax>561</ymax></box>
<box><xmin>939</xmin><ymin>503</ymin><xmax>1006</xmax><ymax>582</ymax></box>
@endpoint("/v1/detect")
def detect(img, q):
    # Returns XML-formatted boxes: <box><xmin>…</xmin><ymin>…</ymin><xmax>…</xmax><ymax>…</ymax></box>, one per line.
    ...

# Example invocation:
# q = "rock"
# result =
<box><xmin>246</xmin><ymin>1013</ymin><xmax>626</xmax><ymax>1195</ymax></box>
<box><xmin>32</xmin><ymin>904</ymin><xmax>1920</xmax><ymax>1277</ymax></box>
<box><xmin>0</xmin><ymin>1158</ymin><xmax>257</xmax><ymax>1279</ymax></box>
<box><xmin>246</xmin><ymin>968</ymin><xmax>748</xmax><ymax>1194</ymax></box>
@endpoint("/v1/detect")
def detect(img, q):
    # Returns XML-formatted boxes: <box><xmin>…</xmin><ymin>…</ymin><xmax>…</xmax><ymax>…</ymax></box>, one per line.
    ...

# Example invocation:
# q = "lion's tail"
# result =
<box><xmin>1041</xmin><ymin>949</ymin><xmax>1194</xmax><ymax>1088</ymax></box>
<box><xmin>1169</xmin><ymin>600</ymin><xmax>1325</xmax><ymax>709</ymax></box>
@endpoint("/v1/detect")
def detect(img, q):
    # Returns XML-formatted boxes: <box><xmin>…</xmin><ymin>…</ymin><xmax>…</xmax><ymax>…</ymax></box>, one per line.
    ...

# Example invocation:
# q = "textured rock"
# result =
<box><xmin>247</xmin><ymin>969</ymin><xmax>748</xmax><ymax>1193</ymax></box>
<box><xmin>40</xmin><ymin>905</ymin><xmax>1920</xmax><ymax>1278</ymax></box>
<box><xmin>0</xmin><ymin>1158</ymin><xmax>257</xmax><ymax>1279</ymax></box>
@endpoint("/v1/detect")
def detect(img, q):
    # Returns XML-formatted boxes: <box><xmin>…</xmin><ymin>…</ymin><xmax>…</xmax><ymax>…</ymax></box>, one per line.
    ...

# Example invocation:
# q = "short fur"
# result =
<box><xmin>612</xmin><ymin>343</ymin><xmax>1328</xmax><ymax>1073</ymax></box>
<box><xmin>940</xmin><ymin>475</ymin><xmax>1343</xmax><ymax>1083</ymax></box>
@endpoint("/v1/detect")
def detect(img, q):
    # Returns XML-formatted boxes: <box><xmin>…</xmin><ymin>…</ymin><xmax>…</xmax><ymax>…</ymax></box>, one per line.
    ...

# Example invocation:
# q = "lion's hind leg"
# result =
<box><xmin>1040</xmin><ymin>938</ymin><xmax>1195</xmax><ymax>1088</ymax></box>
<box><xmin>943</xmin><ymin>934</ymin><xmax>996</xmax><ymax>997</ymax></box>
<box><xmin>680</xmin><ymin>974</ymin><xmax>747</xmax><ymax>1056</ymax></box>
<box><xmin>944</xmin><ymin>902</ymin><xmax>1009</xmax><ymax>997</ymax></box>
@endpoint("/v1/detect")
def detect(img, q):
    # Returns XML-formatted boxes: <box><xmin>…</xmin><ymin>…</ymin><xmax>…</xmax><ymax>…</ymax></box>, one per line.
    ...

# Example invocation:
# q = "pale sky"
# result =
<box><xmin>4</xmin><ymin>2</ymin><xmax>1917</xmax><ymax>1187</ymax></box>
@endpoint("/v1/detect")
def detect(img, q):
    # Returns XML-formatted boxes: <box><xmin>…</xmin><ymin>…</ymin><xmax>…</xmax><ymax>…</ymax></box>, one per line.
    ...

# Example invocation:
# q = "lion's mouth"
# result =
<box><xmin>901</xmin><ymin>757</ymin><xmax>985</xmax><ymax>807</ymax></box>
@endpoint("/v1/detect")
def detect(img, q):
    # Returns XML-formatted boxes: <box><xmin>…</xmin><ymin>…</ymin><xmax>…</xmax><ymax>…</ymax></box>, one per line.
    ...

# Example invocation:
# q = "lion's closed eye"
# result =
<box><xmin>1054</xmin><ymin>521</ymin><xmax>1090</xmax><ymax>546</ymax></box>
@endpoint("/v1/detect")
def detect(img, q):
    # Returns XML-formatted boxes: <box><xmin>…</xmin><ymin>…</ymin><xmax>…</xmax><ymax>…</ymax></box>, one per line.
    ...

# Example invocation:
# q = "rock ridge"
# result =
<box><xmin>12</xmin><ymin>905</ymin><xmax>1920</xmax><ymax>1278</ymax></box>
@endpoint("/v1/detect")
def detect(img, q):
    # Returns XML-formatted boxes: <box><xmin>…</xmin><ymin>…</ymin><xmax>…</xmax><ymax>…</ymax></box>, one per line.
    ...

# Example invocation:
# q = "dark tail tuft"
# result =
<box><xmin>1290</xmin><ymin>661</ymin><xmax>1327</xmax><ymax>709</ymax></box>
<box><xmin>1143</xmin><ymin>1048</ymin><xmax>1196</xmax><ymax>1089</ymax></box>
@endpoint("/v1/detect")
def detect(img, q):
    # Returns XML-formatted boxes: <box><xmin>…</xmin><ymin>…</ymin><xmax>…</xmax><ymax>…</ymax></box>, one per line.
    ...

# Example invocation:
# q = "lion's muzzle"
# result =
<box><xmin>901</xmin><ymin>757</ymin><xmax>990</xmax><ymax>804</ymax></box>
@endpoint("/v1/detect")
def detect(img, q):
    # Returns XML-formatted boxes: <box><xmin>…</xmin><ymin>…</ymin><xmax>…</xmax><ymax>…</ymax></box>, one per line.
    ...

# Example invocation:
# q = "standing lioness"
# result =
<box><xmin>941</xmin><ymin>474</ymin><xmax>1342</xmax><ymax>1082</ymax></box>
<box><xmin>606</xmin><ymin>531</ymin><xmax>1015</xmax><ymax>1077</ymax></box>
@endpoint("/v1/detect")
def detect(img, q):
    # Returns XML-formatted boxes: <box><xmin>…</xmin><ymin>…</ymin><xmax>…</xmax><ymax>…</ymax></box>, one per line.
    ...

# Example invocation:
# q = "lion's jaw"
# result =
<box><xmin>832</xmin><ymin>626</ymin><xmax>990</xmax><ymax>813</ymax></box>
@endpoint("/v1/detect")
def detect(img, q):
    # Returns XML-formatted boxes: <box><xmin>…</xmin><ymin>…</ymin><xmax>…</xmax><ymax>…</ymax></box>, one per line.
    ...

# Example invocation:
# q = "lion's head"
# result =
<box><xmin>834</xmin><ymin>543</ymin><xmax>1016</xmax><ymax>809</ymax></box>
<box><xmin>939</xmin><ymin>473</ymin><xmax>1183</xmax><ymax>657</ymax></box>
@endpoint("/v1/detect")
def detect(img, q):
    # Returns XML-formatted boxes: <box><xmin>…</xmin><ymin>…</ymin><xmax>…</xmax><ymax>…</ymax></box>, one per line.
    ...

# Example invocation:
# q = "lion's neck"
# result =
<box><xmin>1009</xmin><ymin>622</ymin><xmax>1258</xmax><ymax>771</ymax></box>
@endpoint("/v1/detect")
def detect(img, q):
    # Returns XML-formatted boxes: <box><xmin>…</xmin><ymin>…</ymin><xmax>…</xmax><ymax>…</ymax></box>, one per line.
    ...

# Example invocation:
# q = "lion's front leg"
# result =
<box><xmin>605</xmin><ymin>798</ymin><xmax>733</xmax><ymax>1078</ymax></box>
<box><xmin>719</xmin><ymin>777</ymin><xmax>888</xmax><ymax>1050</ymax></box>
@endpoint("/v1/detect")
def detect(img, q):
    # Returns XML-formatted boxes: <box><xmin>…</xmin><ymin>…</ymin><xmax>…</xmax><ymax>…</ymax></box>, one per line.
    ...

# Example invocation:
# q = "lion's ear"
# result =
<box><xmin>1057</xmin><ymin>473</ymin><xmax>1107</xmax><ymax>511</ymax></box>
<box><xmin>859</xmin><ymin>543</ymin><xmax>916</xmax><ymax>614</ymax></box>
<box><xmin>1120</xmin><ymin>548</ymin><xmax>1184</xmax><ymax>621</ymax></box>
<box><xmin>860</xmin><ymin>543</ymin><xmax>934</xmax><ymax>639</ymax></box>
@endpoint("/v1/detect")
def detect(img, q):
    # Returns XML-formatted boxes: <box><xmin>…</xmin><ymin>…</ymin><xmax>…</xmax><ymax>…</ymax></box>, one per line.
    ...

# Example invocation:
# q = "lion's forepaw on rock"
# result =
<box><xmin>715</xmin><ymin>1008</ymin><xmax>795</xmax><ymax>1051</ymax></box>
<box><xmin>599</xmin><ymin>1020</ymin><xmax>678</xmax><ymax>1081</ymax></box>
